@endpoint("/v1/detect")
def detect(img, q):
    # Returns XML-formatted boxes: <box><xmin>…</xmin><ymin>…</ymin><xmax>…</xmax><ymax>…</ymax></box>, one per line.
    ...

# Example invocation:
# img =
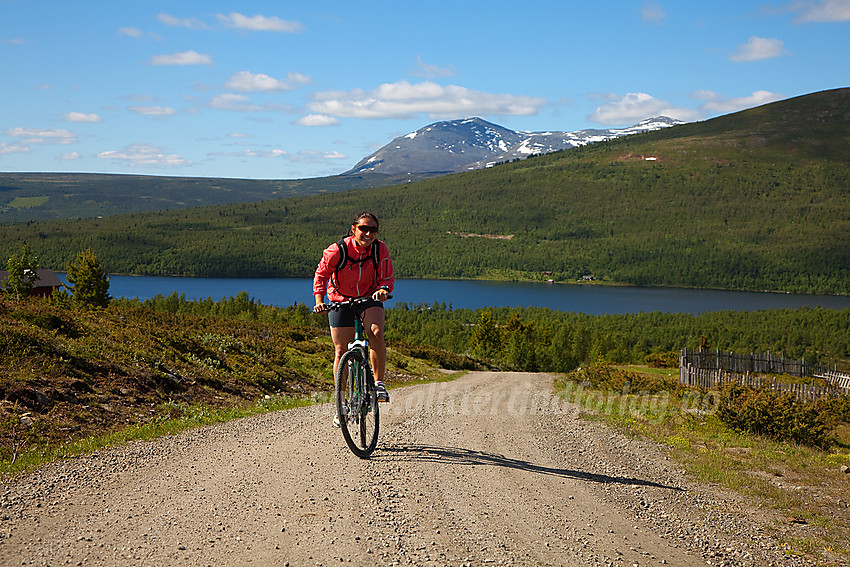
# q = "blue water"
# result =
<box><xmin>91</xmin><ymin>275</ymin><xmax>850</xmax><ymax>315</ymax></box>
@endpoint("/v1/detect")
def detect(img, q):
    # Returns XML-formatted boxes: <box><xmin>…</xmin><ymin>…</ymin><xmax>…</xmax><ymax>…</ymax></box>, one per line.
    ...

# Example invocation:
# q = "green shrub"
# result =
<box><xmin>390</xmin><ymin>341</ymin><xmax>478</xmax><ymax>371</ymax></box>
<box><xmin>717</xmin><ymin>384</ymin><xmax>830</xmax><ymax>448</ymax></box>
<box><xmin>815</xmin><ymin>395</ymin><xmax>850</xmax><ymax>429</ymax></box>
<box><xmin>644</xmin><ymin>351</ymin><xmax>679</xmax><ymax>368</ymax></box>
<box><xmin>563</xmin><ymin>364</ymin><xmax>679</xmax><ymax>394</ymax></box>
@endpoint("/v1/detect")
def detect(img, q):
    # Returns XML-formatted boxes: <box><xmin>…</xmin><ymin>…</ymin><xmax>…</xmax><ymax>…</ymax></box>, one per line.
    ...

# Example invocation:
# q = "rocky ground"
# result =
<box><xmin>0</xmin><ymin>372</ymin><xmax>822</xmax><ymax>566</ymax></box>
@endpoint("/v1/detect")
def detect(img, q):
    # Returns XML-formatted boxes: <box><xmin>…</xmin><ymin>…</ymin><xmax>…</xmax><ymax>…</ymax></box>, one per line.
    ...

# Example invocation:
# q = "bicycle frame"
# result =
<box><xmin>344</xmin><ymin>316</ymin><xmax>370</xmax><ymax>415</ymax></box>
<box><xmin>327</xmin><ymin>295</ymin><xmax>388</xmax><ymax>458</ymax></box>
<box><xmin>349</xmin><ymin>316</ymin><xmax>369</xmax><ymax>365</ymax></box>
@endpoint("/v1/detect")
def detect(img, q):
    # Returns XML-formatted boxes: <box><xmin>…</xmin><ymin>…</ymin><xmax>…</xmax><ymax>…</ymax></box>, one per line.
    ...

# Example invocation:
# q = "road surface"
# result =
<box><xmin>1</xmin><ymin>372</ymin><xmax>812</xmax><ymax>566</ymax></box>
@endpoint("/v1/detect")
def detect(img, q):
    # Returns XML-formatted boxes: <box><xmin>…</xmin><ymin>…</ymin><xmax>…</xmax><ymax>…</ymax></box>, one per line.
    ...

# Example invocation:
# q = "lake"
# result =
<box><xmin>95</xmin><ymin>275</ymin><xmax>850</xmax><ymax>315</ymax></box>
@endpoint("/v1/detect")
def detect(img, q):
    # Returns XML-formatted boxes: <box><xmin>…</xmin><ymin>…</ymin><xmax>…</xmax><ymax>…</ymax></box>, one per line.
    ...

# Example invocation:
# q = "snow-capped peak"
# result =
<box><xmin>344</xmin><ymin>116</ymin><xmax>685</xmax><ymax>177</ymax></box>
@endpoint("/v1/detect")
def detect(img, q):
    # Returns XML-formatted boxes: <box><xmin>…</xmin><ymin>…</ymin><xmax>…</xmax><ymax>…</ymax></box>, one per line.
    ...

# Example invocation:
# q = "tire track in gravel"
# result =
<box><xmin>1</xmin><ymin>372</ymin><xmax>814</xmax><ymax>566</ymax></box>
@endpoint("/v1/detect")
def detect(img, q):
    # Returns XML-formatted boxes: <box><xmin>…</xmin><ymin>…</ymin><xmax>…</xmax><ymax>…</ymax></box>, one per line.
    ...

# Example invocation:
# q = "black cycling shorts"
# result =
<box><xmin>328</xmin><ymin>299</ymin><xmax>383</xmax><ymax>328</ymax></box>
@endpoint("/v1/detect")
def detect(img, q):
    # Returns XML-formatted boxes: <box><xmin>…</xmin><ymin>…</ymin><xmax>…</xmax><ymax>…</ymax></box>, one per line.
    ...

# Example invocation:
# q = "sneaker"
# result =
<box><xmin>375</xmin><ymin>381</ymin><xmax>389</xmax><ymax>403</ymax></box>
<box><xmin>332</xmin><ymin>413</ymin><xmax>340</xmax><ymax>428</ymax></box>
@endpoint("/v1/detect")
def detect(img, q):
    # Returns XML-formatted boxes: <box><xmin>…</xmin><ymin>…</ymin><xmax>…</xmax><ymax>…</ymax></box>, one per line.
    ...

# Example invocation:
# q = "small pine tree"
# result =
<box><xmin>66</xmin><ymin>248</ymin><xmax>111</xmax><ymax>308</ymax></box>
<box><xmin>3</xmin><ymin>243</ymin><xmax>39</xmax><ymax>301</ymax></box>
<box><xmin>469</xmin><ymin>309</ymin><xmax>501</xmax><ymax>358</ymax></box>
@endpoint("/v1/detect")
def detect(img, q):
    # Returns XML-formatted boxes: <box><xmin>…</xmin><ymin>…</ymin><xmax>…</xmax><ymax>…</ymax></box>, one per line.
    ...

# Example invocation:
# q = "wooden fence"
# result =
<box><xmin>679</xmin><ymin>348</ymin><xmax>828</xmax><ymax>377</ymax></box>
<box><xmin>679</xmin><ymin>349</ymin><xmax>850</xmax><ymax>402</ymax></box>
<box><xmin>816</xmin><ymin>370</ymin><xmax>850</xmax><ymax>393</ymax></box>
<box><xmin>679</xmin><ymin>366</ymin><xmax>843</xmax><ymax>402</ymax></box>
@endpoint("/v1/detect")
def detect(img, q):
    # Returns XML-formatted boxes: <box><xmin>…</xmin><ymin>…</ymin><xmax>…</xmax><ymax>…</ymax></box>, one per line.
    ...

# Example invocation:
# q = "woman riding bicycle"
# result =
<box><xmin>313</xmin><ymin>211</ymin><xmax>395</xmax><ymax>410</ymax></box>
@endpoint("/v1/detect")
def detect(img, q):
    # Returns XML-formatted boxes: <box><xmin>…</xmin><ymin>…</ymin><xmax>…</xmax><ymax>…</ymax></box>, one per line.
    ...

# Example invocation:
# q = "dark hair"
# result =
<box><xmin>349</xmin><ymin>211</ymin><xmax>379</xmax><ymax>235</ymax></box>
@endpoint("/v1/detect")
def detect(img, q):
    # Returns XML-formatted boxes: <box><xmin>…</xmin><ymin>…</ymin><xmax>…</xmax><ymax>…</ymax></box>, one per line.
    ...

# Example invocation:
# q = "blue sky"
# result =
<box><xmin>1</xmin><ymin>0</ymin><xmax>848</xmax><ymax>180</ymax></box>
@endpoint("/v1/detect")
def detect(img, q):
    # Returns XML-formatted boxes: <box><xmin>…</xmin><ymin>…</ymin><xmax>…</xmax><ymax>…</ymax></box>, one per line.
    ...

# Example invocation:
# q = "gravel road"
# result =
<box><xmin>1</xmin><ymin>372</ymin><xmax>816</xmax><ymax>566</ymax></box>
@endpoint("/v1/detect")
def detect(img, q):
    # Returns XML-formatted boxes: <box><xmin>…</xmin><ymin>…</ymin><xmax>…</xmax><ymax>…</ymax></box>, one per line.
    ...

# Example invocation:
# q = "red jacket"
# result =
<box><xmin>313</xmin><ymin>236</ymin><xmax>395</xmax><ymax>302</ymax></box>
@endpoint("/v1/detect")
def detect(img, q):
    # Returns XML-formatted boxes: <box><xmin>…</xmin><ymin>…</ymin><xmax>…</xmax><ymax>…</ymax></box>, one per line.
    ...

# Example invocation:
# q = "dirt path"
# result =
<box><xmin>1</xmin><ymin>372</ymin><xmax>813</xmax><ymax>566</ymax></box>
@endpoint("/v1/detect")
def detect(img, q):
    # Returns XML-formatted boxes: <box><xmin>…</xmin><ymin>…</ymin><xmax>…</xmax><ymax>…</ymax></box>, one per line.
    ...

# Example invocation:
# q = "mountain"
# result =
<box><xmin>345</xmin><ymin>116</ymin><xmax>684</xmax><ymax>176</ymax></box>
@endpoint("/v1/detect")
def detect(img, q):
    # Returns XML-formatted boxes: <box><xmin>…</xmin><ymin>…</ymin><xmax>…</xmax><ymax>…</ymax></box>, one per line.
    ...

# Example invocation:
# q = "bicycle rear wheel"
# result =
<box><xmin>335</xmin><ymin>349</ymin><xmax>379</xmax><ymax>458</ymax></box>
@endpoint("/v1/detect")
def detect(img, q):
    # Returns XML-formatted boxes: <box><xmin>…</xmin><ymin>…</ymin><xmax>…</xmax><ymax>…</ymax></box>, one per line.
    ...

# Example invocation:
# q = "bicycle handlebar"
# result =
<box><xmin>326</xmin><ymin>294</ymin><xmax>393</xmax><ymax>311</ymax></box>
<box><xmin>315</xmin><ymin>293</ymin><xmax>393</xmax><ymax>314</ymax></box>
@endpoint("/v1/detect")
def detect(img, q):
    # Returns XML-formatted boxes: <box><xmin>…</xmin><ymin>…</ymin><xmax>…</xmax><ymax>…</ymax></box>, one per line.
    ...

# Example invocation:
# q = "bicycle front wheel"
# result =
<box><xmin>335</xmin><ymin>349</ymin><xmax>379</xmax><ymax>458</ymax></box>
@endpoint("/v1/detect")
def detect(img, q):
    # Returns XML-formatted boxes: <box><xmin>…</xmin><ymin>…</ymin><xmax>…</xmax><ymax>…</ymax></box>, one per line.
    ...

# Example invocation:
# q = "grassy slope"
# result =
<box><xmin>0</xmin><ymin>296</ymin><xmax>445</xmax><ymax>475</ymax></box>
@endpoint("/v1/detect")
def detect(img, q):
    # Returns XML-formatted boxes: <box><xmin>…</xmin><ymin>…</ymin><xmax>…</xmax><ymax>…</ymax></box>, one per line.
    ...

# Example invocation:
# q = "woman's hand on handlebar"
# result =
<box><xmin>372</xmin><ymin>287</ymin><xmax>390</xmax><ymax>301</ymax></box>
<box><xmin>314</xmin><ymin>301</ymin><xmax>330</xmax><ymax>314</ymax></box>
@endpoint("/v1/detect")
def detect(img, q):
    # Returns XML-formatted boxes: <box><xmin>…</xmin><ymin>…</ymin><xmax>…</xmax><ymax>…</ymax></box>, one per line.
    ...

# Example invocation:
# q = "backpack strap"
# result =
<box><xmin>335</xmin><ymin>238</ymin><xmax>348</xmax><ymax>271</ymax></box>
<box><xmin>330</xmin><ymin>238</ymin><xmax>381</xmax><ymax>298</ymax></box>
<box><xmin>370</xmin><ymin>239</ymin><xmax>380</xmax><ymax>271</ymax></box>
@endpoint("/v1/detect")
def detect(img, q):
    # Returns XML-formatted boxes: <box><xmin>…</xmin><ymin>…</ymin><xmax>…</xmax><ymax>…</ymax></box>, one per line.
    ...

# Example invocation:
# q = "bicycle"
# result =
<box><xmin>327</xmin><ymin>295</ymin><xmax>391</xmax><ymax>458</ymax></box>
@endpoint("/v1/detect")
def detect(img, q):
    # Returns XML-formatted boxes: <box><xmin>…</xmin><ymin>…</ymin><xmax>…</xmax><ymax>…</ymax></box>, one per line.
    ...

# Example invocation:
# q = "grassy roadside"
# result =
<box><xmin>2</xmin><ymin>394</ymin><xmax>318</xmax><ymax>477</ymax></box>
<box><xmin>0</xmin><ymin>297</ymin><xmax>456</xmax><ymax>479</ymax></box>
<box><xmin>555</xmin><ymin>364</ymin><xmax>850</xmax><ymax>566</ymax></box>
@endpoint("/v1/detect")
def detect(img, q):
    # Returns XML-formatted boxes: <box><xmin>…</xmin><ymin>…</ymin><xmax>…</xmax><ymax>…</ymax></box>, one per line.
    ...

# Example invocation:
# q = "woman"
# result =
<box><xmin>313</xmin><ymin>211</ymin><xmax>395</xmax><ymax>421</ymax></box>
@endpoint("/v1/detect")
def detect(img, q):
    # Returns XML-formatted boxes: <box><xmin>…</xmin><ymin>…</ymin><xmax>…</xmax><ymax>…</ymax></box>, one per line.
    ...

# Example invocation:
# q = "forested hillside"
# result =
<box><xmin>1</xmin><ymin>88</ymin><xmax>848</xmax><ymax>294</ymax></box>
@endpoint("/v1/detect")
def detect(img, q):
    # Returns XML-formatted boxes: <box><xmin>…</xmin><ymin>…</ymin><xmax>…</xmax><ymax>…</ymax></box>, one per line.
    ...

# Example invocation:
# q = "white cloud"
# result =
<box><xmin>209</xmin><ymin>147</ymin><xmax>347</xmax><ymax>162</ymax></box>
<box><xmin>588</xmin><ymin>93</ymin><xmax>701</xmax><ymax>125</ymax></box>
<box><xmin>411</xmin><ymin>55</ymin><xmax>457</xmax><ymax>78</ymax></box>
<box><xmin>128</xmin><ymin>106</ymin><xmax>177</xmax><ymax>117</ymax></box>
<box><xmin>6</xmin><ymin>127</ymin><xmax>77</xmax><ymax>144</ymax></box>
<box><xmin>150</xmin><ymin>50</ymin><xmax>213</xmax><ymax>66</ymax></box>
<box><xmin>157</xmin><ymin>13</ymin><xmax>212</xmax><ymax>30</ymax></box>
<box><xmin>308</xmin><ymin>80</ymin><xmax>545</xmax><ymax>120</ymax></box>
<box><xmin>118</xmin><ymin>27</ymin><xmax>161</xmax><ymax>40</ymax></box>
<box><xmin>789</xmin><ymin>0</ymin><xmax>850</xmax><ymax>22</ymax></box>
<box><xmin>63</xmin><ymin>112</ymin><xmax>101</xmax><ymax>123</ymax></box>
<box><xmin>209</xmin><ymin>93</ymin><xmax>266</xmax><ymax>112</ymax></box>
<box><xmin>224</xmin><ymin>70</ymin><xmax>311</xmax><ymax>92</ymax></box>
<box><xmin>295</xmin><ymin>114</ymin><xmax>340</xmax><ymax>127</ymax></box>
<box><xmin>124</xmin><ymin>94</ymin><xmax>157</xmax><ymax>103</ymax></box>
<box><xmin>98</xmin><ymin>143</ymin><xmax>190</xmax><ymax>167</ymax></box>
<box><xmin>3</xmin><ymin>38</ymin><xmax>26</xmax><ymax>45</ymax></box>
<box><xmin>641</xmin><ymin>1</ymin><xmax>666</xmax><ymax>22</ymax></box>
<box><xmin>242</xmin><ymin>149</ymin><xmax>287</xmax><ymax>158</ymax></box>
<box><xmin>0</xmin><ymin>142</ymin><xmax>29</xmax><ymax>155</ymax></box>
<box><xmin>690</xmin><ymin>90</ymin><xmax>720</xmax><ymax>100</ymax></box>
<box><xmin>729</xmin><ymin>36</ymin><xmax>789</xmax><ymax>62</ymax></box>
<box><xmin>118</xmin><ymin>27</ymin><xmax>144</xmax><ymax>38</ymax></box>
<box><xmin>287</xmin><ymin>72</ymin><xmax>312</xmax><ymax>86</ymax></box>
<box><xmin>206</xmin><ymin>93</ymin><xmax>294</xmax><ymax>113</ymax></box>
<box><xmin>588</xmin><ymin>90</ymin><xmax>786</xmax><ymax>126</ymax></box>
<box><xmin>216</xmin><ymin>12</ymin><xmax>304</xmax><ymax>32</ymax></box>
<box><xmin>59</xmin><ymin>152</ymin><xmax>81</xmax><ymax>160</ymax></box>
<box><xmin>699</xmin><ymin>90</ymin><xmax>785</xmax><ymax>113</ymax></box>
<box><xmin>290</xmin><ymin>150</ymin><xmax>349</xmax><ymax>162</ymax></box>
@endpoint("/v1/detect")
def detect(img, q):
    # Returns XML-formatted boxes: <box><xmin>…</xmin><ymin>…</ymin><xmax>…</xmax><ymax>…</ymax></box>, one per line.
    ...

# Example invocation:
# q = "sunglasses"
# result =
<box><xmin>356</xmin><ymin>225</ymin><xmax>379</xmax><ymax>234</ymax></box>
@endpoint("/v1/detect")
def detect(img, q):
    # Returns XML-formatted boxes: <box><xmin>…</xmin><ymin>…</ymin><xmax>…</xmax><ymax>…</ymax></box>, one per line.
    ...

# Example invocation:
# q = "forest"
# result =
<box><xmin>119</xmin><ymin>292</ymin><xmax>850</xmax><ymax>374</ymax></box>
